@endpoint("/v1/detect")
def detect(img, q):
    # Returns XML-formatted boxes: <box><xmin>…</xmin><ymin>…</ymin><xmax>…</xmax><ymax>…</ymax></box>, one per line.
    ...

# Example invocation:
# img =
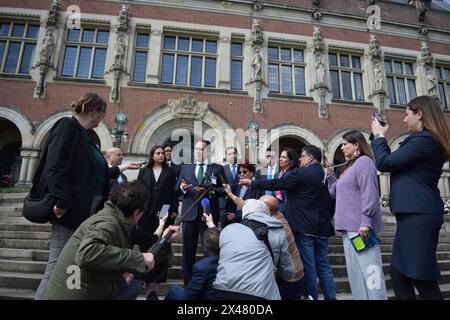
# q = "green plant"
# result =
<box><xmin>380</xmin><ymin>195</ymin><xmax>390</xmax><ymax>208</ymax></box>
<box><xmin>0</xmin><ymin>187</ymin><xmax>30</xmax><ymax>194</ymax></box>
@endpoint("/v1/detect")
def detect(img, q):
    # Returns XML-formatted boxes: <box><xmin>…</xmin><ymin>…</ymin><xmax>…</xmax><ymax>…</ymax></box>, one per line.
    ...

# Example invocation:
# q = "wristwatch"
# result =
<box><xmin>374</xmin><ymin>134</ymin><xmax>383</xmax><ymax>139</ymax></box>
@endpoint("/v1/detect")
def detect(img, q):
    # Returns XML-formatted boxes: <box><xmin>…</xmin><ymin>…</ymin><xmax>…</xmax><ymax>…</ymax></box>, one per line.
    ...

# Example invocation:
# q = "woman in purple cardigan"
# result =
<box><xmin>326</xmin><ymin>130</ymin><xmax>387</xmax><ymax>300</ymax></box>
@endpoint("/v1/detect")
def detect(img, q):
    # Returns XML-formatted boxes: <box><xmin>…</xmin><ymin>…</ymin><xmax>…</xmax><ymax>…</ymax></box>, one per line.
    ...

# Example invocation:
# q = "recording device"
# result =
<box><xmin>159</xmin><ymin>204</ymin><xmax>170</xmax><ymax>218</ymax></box>
<box><xmin>349</xmin><ymin>229</ymin><xmax>380</xmax><ymax>253</ymax></box>
<box><xmin>201</xmin><ymin>198</ymin><xmax>210</xmax><ymax>216</ymax></box>
<box><xmin>140</xmin><ymin>160</ymin><xmax>147</xmax><ymax>166</ymax></box>
<box><xmin>199</xmin><ymin>170</ymin><xmax>213</xmax><ymax>189</ymax></box>
<box><xmin>369</xmin><ymin>111</ymin><xmax>387</xmax><ymax>141</ymax></box>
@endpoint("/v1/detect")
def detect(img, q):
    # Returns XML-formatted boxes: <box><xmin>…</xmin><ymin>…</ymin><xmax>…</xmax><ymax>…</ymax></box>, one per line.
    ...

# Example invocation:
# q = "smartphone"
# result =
<box><xmin>372</xmin><ymin>111</ymin><xmax>386</xmax><ymax>127</ymax></box>
<box><xmin>159</xmin><ymin>204</ymin><xmax>170</xmax><ymax>218</ymax></box>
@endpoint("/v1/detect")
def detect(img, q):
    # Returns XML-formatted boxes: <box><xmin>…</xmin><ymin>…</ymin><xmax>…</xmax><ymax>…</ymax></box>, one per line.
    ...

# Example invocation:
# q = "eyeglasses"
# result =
<box><xmin>239</xmin><ymin>170</ymin><xmax>249</xmax><ymax>174</ymax></box>
<box><xmin>300</xmin><ymin>154</ymin><xmax>310</xmax><ymax>158</ymax></box>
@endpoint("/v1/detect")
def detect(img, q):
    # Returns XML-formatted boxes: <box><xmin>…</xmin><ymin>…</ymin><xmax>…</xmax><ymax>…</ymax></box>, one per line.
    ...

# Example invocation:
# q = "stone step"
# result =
<box><xmin>0</xmin><ymin>238</ymin><xmax>50</xmax><ymax>250</ymax></box>
<box><xmin>0</xmin><ymin>223</ymin><xmax>52</xmax><ymax>232</ymax></box>
<box><xmin>0</xmin><ymin>287</ymin><xmax>35</xmax><ymax>300</ymax></box>
<box><xmin>0</xmin><ymin>206</ymin><xmax>23</xmax><ymax>217</ymax></box>
<box><xmin>0</xmin><ymin>217</ymin><xmax>34</xmax><ymax>225</ymax></box>
<box><xmin>327</xmin><ymin>251</ymin><xmax>450</xmax><ymax>266</ymax></box>
<box><xmin>0</xmin><ymin>248</ymin><xmax>49</xmax><ymax>261</ymax></box>
<box><xmin>333</xmin><ymin>270</ymin><xmax>450</xmax><ymax>294</ymax></box>
<box><xmin>0</xmin><ymin>230</ymin><xmax>51</xmax><ymax>240</ymax></box>
<box><xmin>326</xmin><ymin>243</ymin><xmax>450</xmax><ymax>254</ymax></box>
<box><xmin>328</xmin><ymin>235</ymin><xmax>450</xmax><ymax>245</ymax></box>
<box><xmin>0</xmin><ymin>271</ymin><xmax>42</xmax><ymax>290</ymax></box>
<box><xmin>0</xmin><ymin>259</ymin><xmax>47</xmax><ymax>273</ymax></box>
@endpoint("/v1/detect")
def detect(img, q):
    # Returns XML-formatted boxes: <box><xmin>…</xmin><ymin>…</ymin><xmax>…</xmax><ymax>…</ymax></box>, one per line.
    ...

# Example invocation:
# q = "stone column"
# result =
<box><xmin>25</xmin><ymin>150</ymin><xmax>41</xmax><ymax>185</ymax></box>
<box><xmin>218</xmin><ymin>32</ymin><xmax>231</xmax><ymax>90</ymax></box>
<box><xmin>147</xmin><ymin>25</ymin><xmax>163</xmax><ymax>85</ymax></box>
<box><xmin>379</xmin><ymin>172</ymin><xmax>390</xmax><ymax>197</ymax></box>
<box><xmin>439</xmin><ymin>162</ymin><xmax>450</xmax><ymax>201</ymax></box>
<box><xmin>16</xmin><ymin>150</ymin><xmax>30</xmax><ymax>187</ymax></box>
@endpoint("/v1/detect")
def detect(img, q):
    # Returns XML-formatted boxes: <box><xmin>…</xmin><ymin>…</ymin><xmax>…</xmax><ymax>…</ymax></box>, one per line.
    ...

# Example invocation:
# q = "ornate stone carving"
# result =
<box><xmin>39</xmin><ymin>30</ymin><xmax>55</xmax><ymax>64</ymax></box>
<box><xmin>425</xmin><ymin>67</ymin><xmax>437</xmax><ymax>96</ymax></box>
<box><xmin>112</xmin><ymin>35</ymin><xmax>127</xmax><ymax>71</ymax></box>
<box><xmin>251</xmin><ymin>48</ymin><xmax>262</xmax><ymax>80</ymax></box>
<box><xmin>250</xmin><ymin>19</ymin><xmax>263</xmax><ymax>46</ymax></box>
<box><xmin>45</xmin><ymin>0</ymin><xmax>60</xmax><ymax>28</ymax></box>
<box><xmin>369</xmin><ymin>32</ymin><xmax>381</xmax><ymax>61</ymax></box>
<box><xmin>117</xmin><ymin>4</ymin><xmax>130</xmax><ymax>32</ymax></box>
<box><xmin>373</xmin><ymin>60</ymin><xmax>384</xmax><ymax>92</ymax></box>
<box><xmin>251</xmin><ymin>1</ymin><xmax>263</xmax><ymax>11</ymax></box>
<box><xmin>168</xmin><ymin>95</ymin><xmax>208</xmax><ymax>119</ymax></box>
<box><xmin>418</xmin><ymin>24</ymin><xmax>429</xmax><ymax>38</ymax></box>
<box><xmin>312</xmin><ymin>26</ymin><xmax>324</xmax><ymax>54</ymax></box>
<box><xmin>420</xmin><ymin>40</ymin><xmax>433</xmax><ymax>67</ymax></box>
<box><xmin>410</xmin><ymin>0</ymin><xmax>427</xmax><ymax>21</ymax></box>
<box><xmin>314</xmin><ymin>52</ymin><xmax>325</xmax><ymax>85</ymax></box>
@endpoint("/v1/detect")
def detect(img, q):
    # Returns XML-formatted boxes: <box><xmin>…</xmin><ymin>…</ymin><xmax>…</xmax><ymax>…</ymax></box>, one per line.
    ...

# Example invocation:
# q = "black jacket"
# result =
<box><xmin>251</xmin><ymin>163</ymin><xmax>334</xmax><ymax>237</ymax></box>
<box><xmin>32</xmin><ymin>117</ymin><xmax>116</xmax><ymax>230</ymax></box>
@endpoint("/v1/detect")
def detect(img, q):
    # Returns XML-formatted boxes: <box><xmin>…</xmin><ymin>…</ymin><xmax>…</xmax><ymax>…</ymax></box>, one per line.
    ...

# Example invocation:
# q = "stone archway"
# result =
<box><xmin>325</xmin><ymin>128</ymin><xmax>371</xmax><ymax>164</ymax></box>
<box><xmin>32</xmin><ymin>111</ymin><xmax>113</xmax><ymax>151</ymax></box>
<box><xmin>0</xmin><ymin>105</ymin><xmax>35</xmax><ymax>187</ymax></box>
<box><xmin>17</xmin><ymin>112</ymin><xmax>113</xmax><ymax>186</ymax></box>
<box><xmin>129</xmin><ymin>95</ymin><xmax>233</xmax><ymax>163</ymax></box>
<box><xmin>388</xmin><ymin>132</ymin><xmax>409</xmax><ymax>151</ymax></box>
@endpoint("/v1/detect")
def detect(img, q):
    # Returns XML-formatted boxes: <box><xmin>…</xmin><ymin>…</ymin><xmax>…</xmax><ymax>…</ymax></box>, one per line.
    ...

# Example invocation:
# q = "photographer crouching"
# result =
<box><xmin>42</xmin><ymin>181</ymin><xmax>180</xmax><ymax>300</ymax></box>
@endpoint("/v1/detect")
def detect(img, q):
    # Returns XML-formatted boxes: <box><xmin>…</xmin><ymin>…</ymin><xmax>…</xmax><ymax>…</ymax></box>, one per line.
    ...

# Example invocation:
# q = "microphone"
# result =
<box><xmin>201</xmin><ymin>198</ymin><xmax>210</xmax><ymax>216</ymax></box>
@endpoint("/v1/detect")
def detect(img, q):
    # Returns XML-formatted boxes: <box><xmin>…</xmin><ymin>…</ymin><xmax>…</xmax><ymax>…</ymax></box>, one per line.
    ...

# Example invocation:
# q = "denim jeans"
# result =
<box><xmin>116</xmin><ymin>278</ymin><xmax>142</xmax><ymax>300</ymax></box>
<box><xmin>34</xmin><ymin>222</ymin><xmax>73</xmax><ymax>300</ymax></box>
<box><xmin>295</xmin><ymin>234</ymin><xmax>336</xmax><ymax>300</ymax></box>
<box><xmin>164</xmin><ymin>285</ymin><xmax>185</xmax><ymax>300</ymax></box>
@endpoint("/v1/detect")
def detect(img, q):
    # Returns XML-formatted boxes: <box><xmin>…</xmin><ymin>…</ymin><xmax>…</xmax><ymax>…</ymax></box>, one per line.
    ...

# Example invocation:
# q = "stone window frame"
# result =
<box><xmin>436</xmin><ymin>63</ymin><xmax>450</xmax><ymax>111</ymax></box>
<box><xmin>267</xmin><ymin>43</ymin><xmax>306</xmax><ymax>96</ymax></box>
<box><xmin>230</xmin><ymin>38</ymin><xmax>244</xmax><ymax>91</ymax></box>
<box><xmin>131</xmin><ymin>27</ymin><xmax>151</xmax><ymax>82</ymax></box>
<box><xmin>328</xmin><ymin>51</ymin><xmax>365</xmax><ymax>102</ymax></box>
<box><xmin>0</xmin><ymin>19</ymin><xmax>39</xmax><ymax>76</ymax></box>
<box><xmin>160</xmin><ymin>32</ymin><xmax>219</xmax><ymax>88</ymax></box>
<box><xmin>58</xmin><ymin>24</ymin><xmax>110</xmax><ymax>80</ymax></box>
<box><xmin>384</xmin><ymin>57</ymin><xmax>417</xmax><ymax>107</ymax></box>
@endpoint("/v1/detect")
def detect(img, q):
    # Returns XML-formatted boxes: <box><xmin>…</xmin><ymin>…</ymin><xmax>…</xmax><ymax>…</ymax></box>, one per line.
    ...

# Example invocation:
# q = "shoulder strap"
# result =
<box><xmin>241</xmin><ymin>219</ymin><xmax>274</xmax><ymax>263</ymax></box>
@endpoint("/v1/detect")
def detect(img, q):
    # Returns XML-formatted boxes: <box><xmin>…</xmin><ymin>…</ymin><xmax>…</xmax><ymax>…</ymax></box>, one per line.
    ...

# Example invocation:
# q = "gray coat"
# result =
<box><xmin>213</xmin><ymin>212</ymin><xmax>295</xmax><ymax>300</ymax></box>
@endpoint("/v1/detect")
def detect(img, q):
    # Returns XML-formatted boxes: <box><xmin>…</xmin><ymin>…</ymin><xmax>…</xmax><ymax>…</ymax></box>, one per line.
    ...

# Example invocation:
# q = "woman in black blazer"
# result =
<box><xmin>136</xmin><ymin>145</ymin><xmax>179</xmax><ymax>284</ymax></box>
<box><xmin>371</xmin><ymin>95</ymin><xmax>450</xmax><ymax>300</ymax></box>
<box><xmin>276</xmin><ymin>148</ymin><xmax>299</xmax><ymax>215</ymax></box>
<box><xmin>34</xmin><ymin>93</ymin><xmax>114</xmax><ymax>299</ymax></box>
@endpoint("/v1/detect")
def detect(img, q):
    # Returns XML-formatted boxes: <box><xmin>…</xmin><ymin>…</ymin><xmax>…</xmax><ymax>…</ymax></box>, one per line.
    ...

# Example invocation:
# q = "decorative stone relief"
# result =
<box><xmin>168</xmin><ymin>95</ymin><xmax>208</xmax><ymax>119</ymax></box>
<box><xmin>45</xmin><ymin>0</ymin><xmax>60</xmax><ymax>28</ymax></box>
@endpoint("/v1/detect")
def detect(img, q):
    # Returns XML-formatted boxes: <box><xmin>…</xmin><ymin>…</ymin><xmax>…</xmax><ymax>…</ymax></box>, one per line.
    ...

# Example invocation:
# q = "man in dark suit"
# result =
<box><xmin>176</xmin><ymin>140</ymin><xmax>225</xmax><ymax>285</ymax></box>
<box><xmin>240</xmin><ymin>145</ymin><xmax>336</xmax><ymax>300</ymax></box>
<box><xmin>254</xmin><ymin>148</ymin><xmax>279</xmax><ymax>195</ymax></box>
<box><xmin>107</xmin><ymin>147</ymin><xmax>128</xmax><ymax>190</ymax></box>
<box><xmin>164</xmin><ymin>142</ymin><xmax>182</xmax><ymax>178</ymax></box>
<box><xmin>223</xmin><ymin>147</ymin><xmax>239</xmax><ymax>186</ymax></box>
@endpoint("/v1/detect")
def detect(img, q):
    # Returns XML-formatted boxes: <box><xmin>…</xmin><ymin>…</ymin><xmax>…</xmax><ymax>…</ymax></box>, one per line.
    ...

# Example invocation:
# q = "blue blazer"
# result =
<box><xmin>371</xmin><ymin>130</ymin><xmax>444</xmax><ymax>215</ymax></box>
<box><xmin>180</xmin><ymin>255</ymin><xmax>219</xmax><ymax>300</ymax></box>
<box><xmin>251</xmin><ymin>163</ymin><xmax>334</xmax><ymax>237</ymax></box>
<box><xmin>175</xmin><ymin>163</ymin><xmax>225</xmax><ymax>223</ymax></box>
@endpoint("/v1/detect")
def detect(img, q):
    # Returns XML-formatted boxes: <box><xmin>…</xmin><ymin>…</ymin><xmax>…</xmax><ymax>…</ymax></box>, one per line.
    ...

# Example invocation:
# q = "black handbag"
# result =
<box><xmin>22</xmin><ymin>194</ymin><xmax>56</xmax><ymax>223</ymax></box>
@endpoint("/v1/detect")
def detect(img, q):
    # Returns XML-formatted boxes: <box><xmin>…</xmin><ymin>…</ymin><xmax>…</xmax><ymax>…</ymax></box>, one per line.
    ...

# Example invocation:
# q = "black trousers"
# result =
<box><xmin>390</xmin><ymin>266</ymin><xmax>443</xmax><ymax>300</ymax></box>
<box><xmin>182</xmin><ymin>214</ymin><xmax>207</xmax><ymax>286</ymax></box>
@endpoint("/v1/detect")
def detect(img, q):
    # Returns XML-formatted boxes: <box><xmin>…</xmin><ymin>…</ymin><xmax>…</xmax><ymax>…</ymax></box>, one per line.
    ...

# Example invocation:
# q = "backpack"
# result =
<box><xmin>241</xmin><ymin>219</ymin><xmax>274</xmax><ymax>263</ymax></box>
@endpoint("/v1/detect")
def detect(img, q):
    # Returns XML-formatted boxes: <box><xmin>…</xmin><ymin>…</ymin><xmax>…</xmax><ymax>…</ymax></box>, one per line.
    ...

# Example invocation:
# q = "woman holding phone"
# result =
<box><xmin>371</xmin><ymin>95</ymin><xmax>450</xmax><ymax>300</ymax></box>
<box><xmin>136</xmin><ymin>145</ymin><xmax>179</xmax><ymax>283</ymax></box>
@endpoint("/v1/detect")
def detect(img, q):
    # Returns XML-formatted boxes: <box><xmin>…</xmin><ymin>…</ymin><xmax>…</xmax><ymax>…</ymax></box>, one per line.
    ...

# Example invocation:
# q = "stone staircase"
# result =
<box><xmin>1</xmin><ymin>192</ymin><xmax>450</xmax><ymax>300</ymax></box>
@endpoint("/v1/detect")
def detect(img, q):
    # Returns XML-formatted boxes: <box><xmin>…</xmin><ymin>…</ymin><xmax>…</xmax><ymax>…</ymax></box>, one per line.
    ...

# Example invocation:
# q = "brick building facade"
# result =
<box><xmin>0</xmin><ymin>0</ymin><xmax>449</xmax><ymax>199</ymax></box>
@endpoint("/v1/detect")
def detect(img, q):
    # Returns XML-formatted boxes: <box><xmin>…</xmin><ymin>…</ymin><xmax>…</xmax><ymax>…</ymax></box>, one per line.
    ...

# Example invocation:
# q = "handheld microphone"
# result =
<box><xmin>201</xmin><ymin>198</ymin><xmax>210</xmax><ymax>216</ymax></box>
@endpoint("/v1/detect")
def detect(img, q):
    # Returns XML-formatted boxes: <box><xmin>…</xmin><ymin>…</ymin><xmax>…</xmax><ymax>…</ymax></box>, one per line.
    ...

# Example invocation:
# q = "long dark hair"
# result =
<box><xmin>146</xmin><ymin>145</ymin><xmax>167</xmax><ymax>168</ymax></box>
<box><xmin>407</xmin><ymin>96</ymin><xmax>450</xmax><ymax>161</ymax></box>
<box><xmin>281</xmin><ymin>148</ymin><xmax>299</xmax><ymax>169</ymax></box>
<box><xmin>342</xmin><ymin>130</ymin><xmax>374</xmax><ymax>166</ymax></box>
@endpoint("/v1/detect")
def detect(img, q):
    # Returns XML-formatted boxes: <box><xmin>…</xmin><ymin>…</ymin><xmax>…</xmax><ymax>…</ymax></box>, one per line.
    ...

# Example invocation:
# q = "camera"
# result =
<box><xmin>369</xmin><ymin>111</ymin><xmax>386</xmax><ymax>141</ymax></box>
<box><xmin>372</xmin><ymin>111</ymin><xmax>386</xmax><ymax>127</ymax></box>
